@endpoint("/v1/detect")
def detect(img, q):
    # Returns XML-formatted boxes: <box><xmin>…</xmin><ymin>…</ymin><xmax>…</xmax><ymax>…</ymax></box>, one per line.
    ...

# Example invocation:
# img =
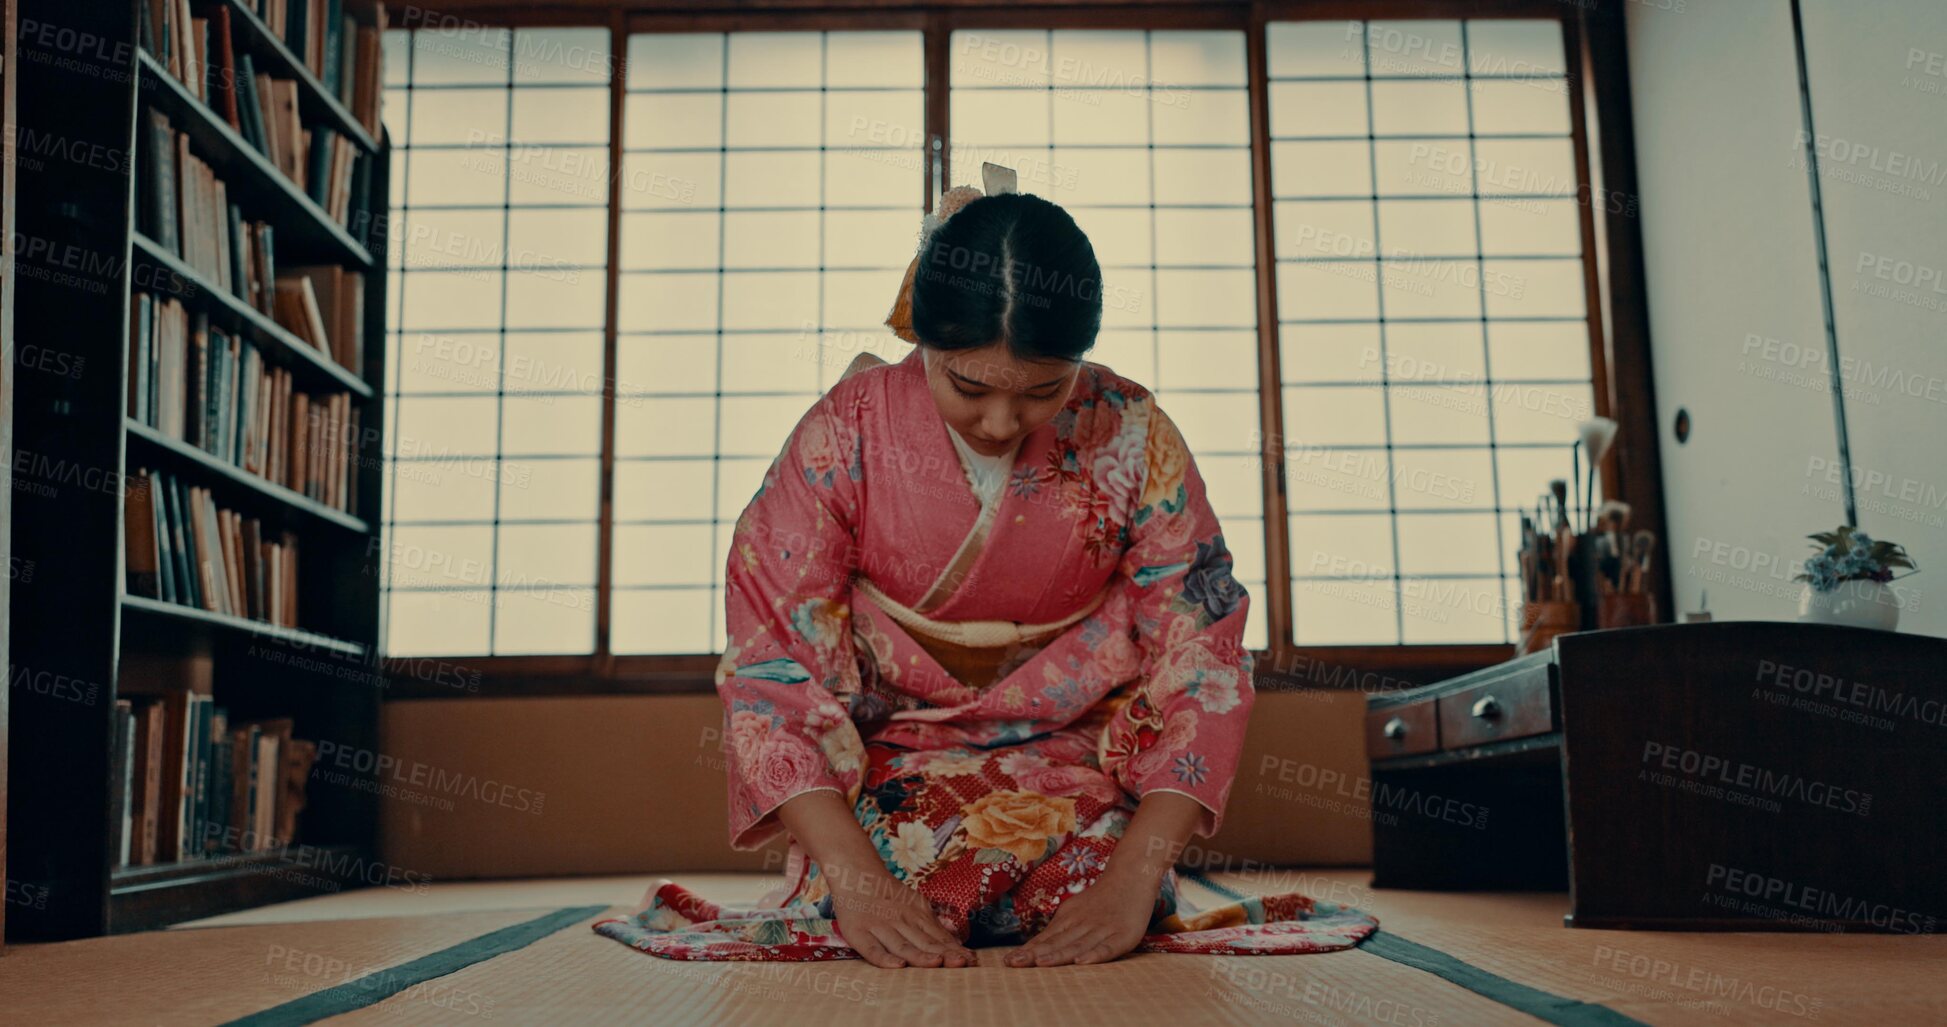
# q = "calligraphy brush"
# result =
<box><xmin>1578</xmin><ymin>418</ymin><xmax>1619</xmax><ymax>534</ymax></box>
<box><xmin>1570</xmin><ymin>441</ymin><xmax>1581</xmax><ymax>534</ymax></box>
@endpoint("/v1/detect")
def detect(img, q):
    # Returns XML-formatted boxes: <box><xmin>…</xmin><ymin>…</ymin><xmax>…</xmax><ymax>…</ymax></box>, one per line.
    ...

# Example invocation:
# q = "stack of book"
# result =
<box><xmin>246</xmin><ymin>0</ymin><xmax>388</xmax><ymax>138</ymax></box>
<box><xmin>140</xmin><ymin>0</ymin><xmax>386</xmax><ymax>229</ymax></box>
<box><xmin>111</xmin><ymin>693</ymin><xmax>319</xmax><ymax>866</ymax></box>
<box><xmin>137</xmin><ymin>110</ymin><xmax>281</xmax><ymax>312</ymax></box>
<box><xmin>129</xmin><ymin>294</ymin><xmax>362</xmax><ymax>513</ymax></box>
<box><xmin>124</xmin><ymin>466</ymin><xmax>303</xmax><ymax>628</ymax></box>
<box><xmin>277</xmin><ymin>265</ymin><xmax>366</xmax><ymax>378</ymax></box>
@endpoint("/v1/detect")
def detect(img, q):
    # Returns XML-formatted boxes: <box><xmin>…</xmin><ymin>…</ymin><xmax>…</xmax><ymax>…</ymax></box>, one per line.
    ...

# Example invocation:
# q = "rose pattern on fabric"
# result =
<box><xmin>961</xmin><ymin>790</ymin><xmax>1078</xmax><ymax>865</ymax></box>
<box><xmin>1178</xmin><ymin>535</ymin><xmax>1246</xmax><ymax>625</ymax></box>
<box><xmin>1140</xmin><ymin>409</ymin><xmax>1190</xmax><ymax>512</ymax></box>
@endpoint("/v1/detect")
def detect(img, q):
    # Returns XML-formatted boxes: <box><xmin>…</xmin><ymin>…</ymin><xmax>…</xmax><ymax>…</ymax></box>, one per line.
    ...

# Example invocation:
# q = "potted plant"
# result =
<box><xmin>1793</xmin><ymin>526</ymin><xmax>1917</xmax><ymax>631</ymax></box>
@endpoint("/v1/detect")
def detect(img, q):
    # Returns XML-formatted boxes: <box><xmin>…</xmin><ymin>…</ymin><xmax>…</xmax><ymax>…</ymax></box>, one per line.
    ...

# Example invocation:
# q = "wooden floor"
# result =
<box><xmin>1</xmin><ymin>870</ymin><xmax>1942</xmax><ymax>1025</ymax></box>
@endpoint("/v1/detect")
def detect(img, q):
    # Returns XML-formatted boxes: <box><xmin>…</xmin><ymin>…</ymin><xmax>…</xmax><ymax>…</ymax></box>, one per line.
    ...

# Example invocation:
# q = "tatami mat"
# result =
<box><xmin>333</xmin><ymin>907</ymin><xmax>1522</xmax><ymax>1027</ymax></box>
<box><xmin>6</xmin><ymin>870</ymin><xmax>1941</xmax><ymax>1026</ymax></box>
<box><xmin>178</xmin><ymin>874</ymin><xmax>777</xmax><ymax>927</ymax></box>
<box><xmin>0</xmin><ymin>908</ymin><xmax>549</xmax><ymax>1026</ymax></box>
<box><xmin>1260</xmin><ymin>872</ymin><xmax>1947</xmax><ymax>1026</ymax></box>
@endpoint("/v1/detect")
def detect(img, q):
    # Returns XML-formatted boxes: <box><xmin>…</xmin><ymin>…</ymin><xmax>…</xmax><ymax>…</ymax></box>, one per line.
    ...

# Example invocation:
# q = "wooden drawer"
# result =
<box><xmin>1366</xmin><ymin>700</ymin><xmax>1439</xmax><ymax>758</ymax></box>
<box><xmin>1437</xmin><ymin>672</ymin><xmax>1554</xmax><ymax>750</ymax></box>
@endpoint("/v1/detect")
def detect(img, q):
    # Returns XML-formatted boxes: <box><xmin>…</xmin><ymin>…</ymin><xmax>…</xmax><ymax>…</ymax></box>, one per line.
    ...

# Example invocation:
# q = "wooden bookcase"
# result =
<box><xmin>6</xmin><ymin>0</ymin><xmax>388</xmax><ymax>939</ymax></box>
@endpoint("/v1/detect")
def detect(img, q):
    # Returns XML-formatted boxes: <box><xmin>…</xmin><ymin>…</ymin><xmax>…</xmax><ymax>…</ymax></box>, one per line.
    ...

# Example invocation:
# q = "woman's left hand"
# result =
<box><xmin>1003</xmin><ymin>867</ymin><xmax>1157</xmax><ymax>967</ymax></box>
<box><xmin>1004</xmin><ymin>791</ymin><xmax>1204</xmax><ymax>967</ymax></box>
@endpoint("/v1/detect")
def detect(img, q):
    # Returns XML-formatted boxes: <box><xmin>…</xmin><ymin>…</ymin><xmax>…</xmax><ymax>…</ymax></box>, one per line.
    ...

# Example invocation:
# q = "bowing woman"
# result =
<box><xmin>594</xmin><ymin>172</ymin><xmax>1374</xmax><ymax>967</ymax></box>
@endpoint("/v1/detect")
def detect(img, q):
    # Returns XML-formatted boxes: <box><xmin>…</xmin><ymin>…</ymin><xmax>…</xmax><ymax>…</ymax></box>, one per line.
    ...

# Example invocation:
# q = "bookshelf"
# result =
<box><xmin>7</xmin><ymin>0</ymin><xmax>389</xmax><ymax>939</ymax></box>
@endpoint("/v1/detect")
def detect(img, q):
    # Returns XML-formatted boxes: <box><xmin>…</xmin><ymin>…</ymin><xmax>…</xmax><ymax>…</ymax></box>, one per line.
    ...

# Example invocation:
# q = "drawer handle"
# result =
<box><xmin>1382</xmin><ymin>717</ymin><xmax>1407</xmax><ymax>740</ymax></box>
<box><xmin>1471</xmin><ymin>695</ymin><xmax>1503</xmax><ymax>720</ymax></box>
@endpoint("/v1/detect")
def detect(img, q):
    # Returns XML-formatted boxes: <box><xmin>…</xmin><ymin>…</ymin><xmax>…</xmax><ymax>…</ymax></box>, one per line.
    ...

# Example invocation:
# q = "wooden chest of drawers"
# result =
<box><xmin>1364</xmin><ymin>623</ymin><xmax>1947</xmax><ymax>931</ymax></box>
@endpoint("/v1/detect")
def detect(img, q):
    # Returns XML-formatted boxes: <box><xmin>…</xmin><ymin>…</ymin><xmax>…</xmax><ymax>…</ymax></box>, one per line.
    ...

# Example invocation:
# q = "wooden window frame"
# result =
<box><xmin>381</xmin><ymin>0</ymin><xmax>1665</xmax><ymax>698</ymax></box>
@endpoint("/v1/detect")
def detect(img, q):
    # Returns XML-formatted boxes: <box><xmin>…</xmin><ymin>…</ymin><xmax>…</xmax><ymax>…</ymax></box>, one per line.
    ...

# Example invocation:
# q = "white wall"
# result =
<box><xmin>1628</xmin><ymin>0</ymin><xmax>1945</xmax><ymax>635</ymax></box>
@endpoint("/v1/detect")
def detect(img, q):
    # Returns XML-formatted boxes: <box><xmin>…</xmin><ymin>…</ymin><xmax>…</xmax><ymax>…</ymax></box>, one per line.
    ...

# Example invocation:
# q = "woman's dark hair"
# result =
<box><xmin>909</xmin><ymin>192</ymin><xmax>1103</xmax><ymax>363</ymax></box>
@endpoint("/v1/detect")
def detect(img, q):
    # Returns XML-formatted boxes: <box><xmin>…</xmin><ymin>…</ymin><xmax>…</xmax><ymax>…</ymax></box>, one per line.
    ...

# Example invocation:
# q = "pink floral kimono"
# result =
<box><xmin>594</xmin><ymin>347</ymin><xmax>1376</xmax><ymax>960</ymax></box>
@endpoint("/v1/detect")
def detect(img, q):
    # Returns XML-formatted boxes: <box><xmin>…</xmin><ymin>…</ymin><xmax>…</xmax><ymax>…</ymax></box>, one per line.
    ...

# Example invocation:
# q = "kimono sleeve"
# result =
<box><xmin>1097</xmin><ymin>402</ymin><xmax>1256</xmax><ymax>839</ymax></box>
<box><xmin>714</xmin><ymin>387</ymin><xmax>871</xmax><ymax>851</ymax></box>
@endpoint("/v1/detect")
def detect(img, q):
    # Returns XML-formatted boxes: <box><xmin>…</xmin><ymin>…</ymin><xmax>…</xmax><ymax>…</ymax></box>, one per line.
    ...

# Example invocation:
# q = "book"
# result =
<box><xmin>113</xmin><ymin>701</ymin><xmax>136</xmax><ymax>867</ymax></box>
<box><xmin>157</xmin><ymin>690</ymin><xmax>193</xmax><ymax>860</ymax></box>
<box><xmin>153</xmin><ymin>466</ymin><xmax>177</xmax><ymax>606</ymax></box>
<box><xmin>343</xmin><ymin>271</ymin><xmax>364</xmax><ymax>376</ymax></box>
<box><xmin>307</xmin><ymin>125</ymin><xmax>336</xmax><ymax>209</ymax></box>
<box><xmin>133</xmin><ymin>702</ymin><xmax>165</xmax><ymax>865</ymax></box>
<box><xmin>188</xmin><ymin>695</ymin><xmax>213</xmax><ymax>856</ymax></box>
<box><xmin>256</xmin><ymin>223</ymin><xmax>279</xmax><ymax>315</ymax></box>
<box><xmin>206</xmin><ymin>710</ymin><xmax>232</xmax><ymax>855</ymax></box>
<box><xmin>187</xmin><ymin>312</ymin><xmax>207</xmax><ymax>451</ymax></box>
<box><xmin>231</xmin><ymin>722</ymin><xmax>261</xmax><ymax>851</ymax></box>
<box><xmin>256</xmin><ymin>70</ymin><xmax>283</xmax><ymax>172</ymax></box>
<box><xmin>244</xmin><ymin>518</ymin><xmax>265</xmax><ymax>619</ymax></box>
<box><xmin>174</xmin><ymin>130</ymin><xmax>194</xmax><ymax>266</ymax></box>
<box><xmin>274</xmin><ymin>274</ymin><xmax>330</xmax><ymax>353</ymax></box>
<box><xmin>253</xmin><ymin>728</ymin><xmax>283</xmax><ymax>849</ymax></box>
<box><xmin>274</xmin><ymin>79</ymin><xmax>304</xmax><ymax>185</ymax></box>
<box><xmin>126</xmin><ymin>468</ymin><xmax>161</xmax><ymax>599</ymax></box>
<box><xmin>180</xmin><ymin>2</ymin><xmax>203</xmax><ymax>99</ymax></box>
<box><xmin>285</xmin><ymin>265</ymin><xmax>358</xmax><ymax>372</ymax></box>
<box><xmin>288</xmin><ymin>0</ymin><xmax>310</xmax><ymax>71</ymax></box>
<box><xmin>167</xmin><ymin>473</ymin><xmax>200</xmax><ymax>610</ymax></box>
<box><xmin>332</xmin><ymin>8</ymin><xmax>354</xmax><ymax>101</ymax></box>
<box><xmin>212</xmin><ymin>6</ymin><xmax>241</xmax><ymax>131</ymax></box>
<box><xmin>129</xmin><ymin>293</ymin><xmax>153</xmax><ymax>423</ymax></box>
<box><xmin>139</xmin><ymin>110</ymin><xmax>179</xmax><ymax>254</ymax></box>
<box><xmin>187</xmin><ymin>485</ymin><xmax>216</xmax><ymax>615</ymax></box>
<box><xmin>236</xmin><ymin>53</ymin><xmax>266</xmax><ymax>151</ymax></box>
<box><xmin>227</xmin><ymin>203</ymin><xmax>248</xmax><ymax>306</ymax></box>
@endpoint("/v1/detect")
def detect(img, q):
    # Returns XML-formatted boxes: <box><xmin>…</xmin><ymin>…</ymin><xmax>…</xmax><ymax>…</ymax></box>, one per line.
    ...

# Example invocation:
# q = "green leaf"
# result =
<box><xmin>747</xmin><ymin>918</ymin><xmax>793</xmax><ymax>946</ymax></box>
<box><xmin>1131</xmin><ymin>561</ymin><xmax>1189</xmax><ymax>587</ymax></box>
<box><xmin>736</xmin><ymin>658</ymin><xmax>812</xmax><ymax>683</ymax></box>
<box><xmin>973</xmin><ymin>847</ymin><xmax>1013</xmax><ymax>864</ymax></box>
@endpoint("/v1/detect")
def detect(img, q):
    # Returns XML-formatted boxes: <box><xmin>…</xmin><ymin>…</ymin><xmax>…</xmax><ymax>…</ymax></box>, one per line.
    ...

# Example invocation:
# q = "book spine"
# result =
<box><xmin>125</xmin><ymin>468</ymin><xmax>160</xmax><ymax>599</ymax></box>
<box><xmin>129</xmin><ymin>293</ymin><xmax>152</xmax><ymax>423</ymax></box>
<box><xmin>138</xmin><ymin>703</ymin><xmax>165</xmax><ymax>865</ymax></box>
<box><xmin>113</xmin><ymin>701</ymin><xmax>135</xmax><ymax>867</ymax></box>
<box><xmin>154</xmin><ymin>463</ymin><xmax>177</xmax><ymax>606</ymax></box>
<box><xmin>208</xmin><ymin>714</ymin><xmax>233</xmax><ymax>854</ymax></box>
<box><xmin>168</xmin><ymin>473</ymin><xmax>199</xmax><ymax>610</ymax></box>
<box><xmin>214</xmin><ymin>6</ymin><xmax>241</xmax><ymax>130</ymax></box>
<box><xmin>157</xmin><ymin>692</ymin><xmax>188</xmax><ymax>860</ymax></box>
<box><xmin>188</xmin><ymin>695</ymin><xmax>211</xmax><ymax>858</ymax></box>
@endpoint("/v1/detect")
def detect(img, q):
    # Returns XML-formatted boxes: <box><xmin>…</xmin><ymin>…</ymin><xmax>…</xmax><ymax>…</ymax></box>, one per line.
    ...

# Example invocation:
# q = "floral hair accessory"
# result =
<box><xmin>884</xmin><ymin>163</ymin><xmax>1019</xmax><ymax>345</ymax></box>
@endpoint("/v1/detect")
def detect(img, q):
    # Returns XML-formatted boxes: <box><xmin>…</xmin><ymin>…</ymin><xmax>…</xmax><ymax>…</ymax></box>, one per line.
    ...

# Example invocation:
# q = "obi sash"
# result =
<box><xmin>854</xmin><ymin>576</ymin><xmax>1108</xmax><ymax>692</ymax></box>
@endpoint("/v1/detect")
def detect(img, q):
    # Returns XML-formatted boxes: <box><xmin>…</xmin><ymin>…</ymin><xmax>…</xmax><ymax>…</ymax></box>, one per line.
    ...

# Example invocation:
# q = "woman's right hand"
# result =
<box><xmin>824</xmin><ymin>858</ymin><xmax>975</xmax><ymax>969</ymax></box>
<box><xmin>775</xmin><ymin>789</ymin><xmax>974</xmax><ymax>969</ymax></box>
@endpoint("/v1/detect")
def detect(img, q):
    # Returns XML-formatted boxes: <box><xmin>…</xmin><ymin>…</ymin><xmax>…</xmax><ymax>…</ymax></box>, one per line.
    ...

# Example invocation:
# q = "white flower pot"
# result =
<box><xmin>1797</xmin><ymin>579</ymin><xmax>1901</xmax><ymax>631</ymax></box>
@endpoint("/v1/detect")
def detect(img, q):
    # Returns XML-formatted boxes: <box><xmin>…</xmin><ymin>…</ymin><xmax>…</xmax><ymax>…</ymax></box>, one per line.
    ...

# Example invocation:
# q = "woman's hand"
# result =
<box><xmin>1003</xmin><ymin>864</ymin><xmax>1156</xmax><ymax>966</ymax></box>
<box><xmin>1004</xmin><ymin>790</ymin><xmax>1205</xmax><ymax>967</ymax></box>
<box><xmin>775</xmin><ymin>790</ymin><xmax>974</xmax><ymax>969</ymax></box>
<box><xmin>824</xmin><ymin>858</ymin><xmax>976</xmax><ymax>969</ymax></box>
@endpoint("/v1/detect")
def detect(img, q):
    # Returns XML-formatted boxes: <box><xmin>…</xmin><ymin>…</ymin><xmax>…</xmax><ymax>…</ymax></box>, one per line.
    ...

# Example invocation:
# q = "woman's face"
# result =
<box><xmin>922</xmin><ymin>342</ymin><xmax>1080</xmax><ymax>457</ymax></box>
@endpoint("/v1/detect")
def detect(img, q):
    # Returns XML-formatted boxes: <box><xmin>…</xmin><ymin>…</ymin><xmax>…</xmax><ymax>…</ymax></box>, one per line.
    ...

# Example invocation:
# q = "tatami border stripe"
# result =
<box><xmin>1358</xmin><ymin>932</ymin><xmax>1651</xmax><ymax>1027</ymax></box>
<box><xmin>221</xmin><ymin>904</ymin><xmax>609</xmax><ymax>1027</ymax></box>
<box><xmin>1181</xmin><ymin>872</ymin><xmax>1646</xmax><ymax>1027</ymax></box>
